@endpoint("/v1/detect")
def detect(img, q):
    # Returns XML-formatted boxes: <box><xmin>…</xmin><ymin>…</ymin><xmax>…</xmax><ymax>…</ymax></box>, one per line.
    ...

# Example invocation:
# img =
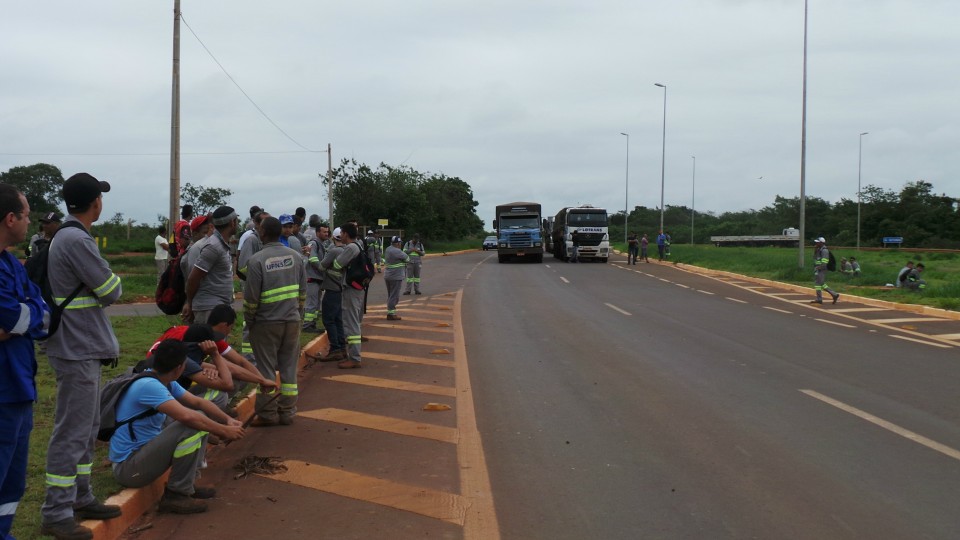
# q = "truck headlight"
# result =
<box><xmin>602</xmin><ymin>233</ymin><xmax>609</xmax><ymax>241</ymax></box>
<box><xmin>534</xmin><ymin>242</ymin><xmax>541</xmax><ymax>247</ymax></box>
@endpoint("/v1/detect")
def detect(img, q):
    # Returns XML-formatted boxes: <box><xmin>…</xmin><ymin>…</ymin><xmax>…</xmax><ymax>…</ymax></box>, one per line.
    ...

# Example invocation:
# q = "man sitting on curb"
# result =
<box><xmin>140</xmin><ymin>304</ymin><xmax>277</xmax><ymax>413</ymax></box>
<box><xmin>111</xmin><ymin>339</ymin><xmax>245</xmax><ymax>514</ymax></box>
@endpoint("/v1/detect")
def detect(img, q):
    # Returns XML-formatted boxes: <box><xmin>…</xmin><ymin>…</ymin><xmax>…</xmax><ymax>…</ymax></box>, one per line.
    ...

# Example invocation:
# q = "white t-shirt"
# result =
<box><xmin>154</xmin><ymin>234</ymin><xmax>169</xmax><ymax>260</ymax></box>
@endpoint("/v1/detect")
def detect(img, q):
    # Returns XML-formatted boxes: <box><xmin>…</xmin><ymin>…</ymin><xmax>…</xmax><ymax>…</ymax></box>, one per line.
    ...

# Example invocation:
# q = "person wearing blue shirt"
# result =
<box><xmin>0</xmin><ymin>183</ymin><xmax>50</xmax><ymax>540</ymax></box>
<box><xmin>111</xmin><ymin>340</ymin><xmax>245</xmax><ymax>514</ymax></box>
<box><xmin>656</xmin><ymin>231</ymin><xmax>667</xmax><ymax>261</ymax></box>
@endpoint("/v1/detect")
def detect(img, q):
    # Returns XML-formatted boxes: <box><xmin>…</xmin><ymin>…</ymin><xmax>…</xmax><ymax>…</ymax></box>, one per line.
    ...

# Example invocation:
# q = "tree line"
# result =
<box><xmin>609</xmin><ymin>180</ymin><xmax>960</xmax><ymax>248</ymax></box>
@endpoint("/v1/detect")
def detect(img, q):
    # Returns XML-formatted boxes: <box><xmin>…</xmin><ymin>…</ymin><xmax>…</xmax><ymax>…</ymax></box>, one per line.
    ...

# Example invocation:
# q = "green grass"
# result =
<box><xmin>618</xmin><ymin>244</ymin><xmax>959</xmax><ymax>311</ymax></box>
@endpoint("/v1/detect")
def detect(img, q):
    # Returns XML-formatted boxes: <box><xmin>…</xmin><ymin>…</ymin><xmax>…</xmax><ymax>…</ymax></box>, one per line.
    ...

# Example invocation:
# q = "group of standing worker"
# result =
<box><xmin>0</xmin><ymin>173</ymin><xmax>431</xmax><ymax>539</ymax></box>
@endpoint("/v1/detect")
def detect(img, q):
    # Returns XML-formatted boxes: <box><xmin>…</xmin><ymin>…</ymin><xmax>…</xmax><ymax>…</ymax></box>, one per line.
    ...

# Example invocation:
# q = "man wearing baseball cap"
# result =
<box><xmin>183</xmin><ymin>206</ymin><xmax>238</xmax><ymax>324</ymax></box>
<box><xmin>42</xmin><ymin>173</ymin><xmax>123</xmax><ymax>539</ymax></box>
<box><xmin>27</xmin><ymin>211</ymin><xmax>60</xmax><ymax>259</ymax></box>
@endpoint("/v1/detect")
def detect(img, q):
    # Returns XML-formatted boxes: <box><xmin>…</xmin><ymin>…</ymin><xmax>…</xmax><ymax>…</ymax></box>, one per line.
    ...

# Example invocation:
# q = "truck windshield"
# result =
<box><xmin>500</xmin><ymin>216</ymin><xmax>540</xmax><ymax>229</ymax></box>
<box><xmin>568</xmin><ymin>212</ymin><xmax>607</xmax><ymax>226</ymax></box>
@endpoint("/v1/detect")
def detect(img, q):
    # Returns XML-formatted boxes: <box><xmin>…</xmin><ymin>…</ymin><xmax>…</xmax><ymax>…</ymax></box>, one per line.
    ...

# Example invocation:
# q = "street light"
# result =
<box><xmin>654</xmin><ymin>83</ymin><xmax>667</xmax><ymax>235</ymax></box>
<box><xmin>691</xmin><ymin>155</ymin><xmax>696</xmax><ymax>245</ymax></box>
<box><xmin>798</xmin><ymin>0</ymin><xmax>808</xmax><ymax>269</ymax></box>
<box><xmin>857</xmin><ymin>131</ymin><xmax>868</xmax><ymax>250</ymax></box>
<box><xmin>620</xmin><ymin>132</ymin><xmax>629</xmax><ymax>246</ymax></box>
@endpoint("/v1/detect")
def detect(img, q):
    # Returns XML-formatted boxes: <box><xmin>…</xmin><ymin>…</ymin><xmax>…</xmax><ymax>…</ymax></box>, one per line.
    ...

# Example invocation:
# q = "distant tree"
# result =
<box><xmin>0</xmin><ymin>163</ymin><xmax>65</xmax><ymax>214</ymax></box>
<box><xmin>181</xmin><ymin>182</ymin><xmax>233</xmax><ymax>217</ymax></box>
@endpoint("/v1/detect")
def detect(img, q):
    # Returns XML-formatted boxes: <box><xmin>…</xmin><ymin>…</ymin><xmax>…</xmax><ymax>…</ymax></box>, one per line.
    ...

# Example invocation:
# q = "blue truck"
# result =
<box><xmin>493</xmin><ymin>202</ymin><xmax>544</xmax><ymax>263</ymax></box>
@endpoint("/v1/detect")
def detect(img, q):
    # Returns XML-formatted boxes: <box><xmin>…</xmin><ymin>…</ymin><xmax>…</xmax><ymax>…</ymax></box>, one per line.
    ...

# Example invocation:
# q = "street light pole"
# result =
<box><xmin>798</xmin><ymin>0</ymin><xmax>808</xmax><ymax>269</ymax></box>
<box><xmin>691</xmin><ymin>155</ymin><xmax>696</xmax><ymax>245</ymax></box>
<box><xmin>857</xmin><ymin>131</ymin><xmax>868</xmax><ymax>250</ymax></box>
<box><xmin>655</xmin><ymin>83</ymin><xmax>667</xmax><ymax>235</ymax></box>
<box><xmin>620</xmin><ymin>132</ymin><xmax>629</xmax><ymax>246</ymax></box>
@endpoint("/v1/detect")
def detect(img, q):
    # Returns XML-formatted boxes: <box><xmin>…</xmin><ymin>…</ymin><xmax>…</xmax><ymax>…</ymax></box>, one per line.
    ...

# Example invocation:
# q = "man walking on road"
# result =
<box><xmin>42</xmin><ymin>173</ymin><xmax>123</xmax><ymax>540</ymax></box>
<box><xmin>811</xmin><ymin>236</ymin><xmax>839</xmax><ymax>305</ymax></box>
<box><xmin>0</xmin><ymin>183</ymin><xmax>49</xmax><ymax>539</ymax></box>
<box><xmin>244</xmin><ymin>217</ymin><xmax>306</xmax><ymax>425</ymax></box>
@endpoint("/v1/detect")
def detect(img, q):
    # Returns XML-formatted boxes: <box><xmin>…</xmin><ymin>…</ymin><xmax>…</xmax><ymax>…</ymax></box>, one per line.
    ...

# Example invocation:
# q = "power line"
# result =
<box><xmin>0</xmin><ymin>150</ymin><xmax>321</xmax><ymax>157</ymax></box>
<box><xmin>180</xmin><ymin>14</ymin><xmax>315</xmax><ymax>153</ymax></box>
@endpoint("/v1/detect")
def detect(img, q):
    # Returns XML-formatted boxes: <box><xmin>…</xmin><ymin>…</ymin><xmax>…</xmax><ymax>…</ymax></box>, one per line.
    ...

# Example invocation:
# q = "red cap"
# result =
<box><xmin>190</xmin><ymin>215</ymin><xmax>209</xmax><ymax>231</ymax></box>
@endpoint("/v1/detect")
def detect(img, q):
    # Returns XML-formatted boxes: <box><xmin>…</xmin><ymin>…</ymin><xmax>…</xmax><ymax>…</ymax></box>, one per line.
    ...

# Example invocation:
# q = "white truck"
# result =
<box><xmin>710</xmin><ymin>227</ymin><xmax>800</xmax><ymax>247</ymax></box>
<box><xmin>551</xmin><ymin>205</ymin><xmax>611</xmax><ymax>262</ymax></box>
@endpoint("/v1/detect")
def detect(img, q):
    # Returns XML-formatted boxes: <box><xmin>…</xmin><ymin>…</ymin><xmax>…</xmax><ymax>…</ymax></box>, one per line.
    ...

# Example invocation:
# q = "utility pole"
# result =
<box><xmin>798</xmin><ymin>0</ymin><xmax>808</xmax><ymax>269</ymax></box>
<box><xmin>327</xmin><ymin>143</ymin><xmax>333</xmax><ymax>226</ymax></box>
<box><xmin>168</xmin><ymin>0</ymin><xmax>181</xmax><ymax>237</ymax></box>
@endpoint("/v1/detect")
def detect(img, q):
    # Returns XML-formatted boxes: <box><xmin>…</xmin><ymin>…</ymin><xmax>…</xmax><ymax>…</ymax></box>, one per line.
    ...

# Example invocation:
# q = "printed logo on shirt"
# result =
<box><xmin>265</xmin><ymin>255</ymin><xmax>295</xmax><ymax>272</ymax></box>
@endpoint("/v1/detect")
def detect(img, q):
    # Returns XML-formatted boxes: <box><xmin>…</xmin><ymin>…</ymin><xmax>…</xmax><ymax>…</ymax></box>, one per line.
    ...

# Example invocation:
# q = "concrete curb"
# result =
<box><xmin>91</xmin><ymin>332</ymin><xmax>331</xmax><ymax>540</ymax></box>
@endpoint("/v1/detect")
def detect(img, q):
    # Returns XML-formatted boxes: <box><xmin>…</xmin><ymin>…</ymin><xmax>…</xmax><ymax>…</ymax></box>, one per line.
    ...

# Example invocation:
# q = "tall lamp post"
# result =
<box><xmin>620</xmin><ymin>132</ymin><xmax>629</xmax><ymax>245</ymax></box>
<box><xmin>690</xmin><ymin>155</ymin><xmax>696</xmax><ymax>245</ymax></box>
<box><xmin>857</xmin><ymin>131</ymin><xmax>868</xmax><ymax>250</ymax></box>
<box><xmin>798</xmin><ymin>0</ymin><xmax>809</xmax><ymax>269</ymax></box>
<box><xmin>655</xmin><ymin>83</ymin><xmax>667</xmax><ymax>234</ymax></box>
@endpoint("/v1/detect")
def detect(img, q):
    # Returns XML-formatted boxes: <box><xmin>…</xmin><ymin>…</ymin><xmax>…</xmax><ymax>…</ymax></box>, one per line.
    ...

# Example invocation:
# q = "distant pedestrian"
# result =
<box><xmin>42</xmin><ymin>173</ymin><xmax>123</xmax><ymax>539</ymax></box>
<box><xmin>27</xmin><ymin>211</ymin><xmax>61</xmax><ymax>258</ymax></box>
<box><xmin>403</xmin><ymin>234</ymin><xmax>425</xmax><ymax>294</ymax></box>
<box><xmin>664</xmin><ymin>231</ymin><xmax>672</xmax><ymax>258</ymax></box>
<box><xmin>569</xmin><ymin>230</ymin><xmax>580</xmax><ymax>263</ymax></box>
<box><xmin>810</xmin><ymin>236</ymin><xmax>839</xmax><ymax>304</ymax></box>
<box><xmin>384</xmin><ymin>236</ymin><xmax>409</xmax><ymax>320</ymax></box>
<box><xmin>656</xmin><ymin>231</ymin><xmax>666</xmax><ymax>261</ymax></box>
<box><xmin>627</xmin><ymin>231</ymin><xmax>639</xmax><ymax>265</ymax></box>
<box><xmin>849</xmin><ymin>257</ymin><xmax>861</xmax><ymax>277</ymax></box>
<box><xmin>640</xmin><ymin>233</ymin><xmax>650</xmax><ymax>262</ymax></box>
<box><xmin>172</xmin><ymin>204</ymin><xmax>194</xmax><ymax>258</ymax></box>
<box><xmin>154</xmin><ymin>225</ymin><xmax>169</xmax><ymax>282</ymax></box>
<box><xmin>904</xmin><ymin>263</ymin><xmax>926</xmax><ymax>291</ymax></box>
<box><xmin>0</xmin><ymin>183</ymin><xmax>49</xmax><ymax>540</ymax></box>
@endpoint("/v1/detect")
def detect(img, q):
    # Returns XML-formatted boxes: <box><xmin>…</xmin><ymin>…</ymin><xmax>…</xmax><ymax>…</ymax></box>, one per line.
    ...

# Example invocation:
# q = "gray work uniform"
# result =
<box><xmin>304</xmin><ymin>238</ymin><xmax>326</xmax><ymax>329</ymax></box>
<box><xmin>190</xmin><ymin>230</ymin><xmax>233</xmax><ymax>323</ymax></box>
<box><xmin>237</xmin><ymin>231</ymin><xmax>262</xmax><ymax>358</ymax></box>
<box><xmin>384</xmin><ymin>245</ymin><xmax>409</xmax><ymax>316</ymax></box>
<box><xmin>332</xmin><ymin>242</ymin><xmax>364</xmax><ymax>363</ymax></box>
<box><xmin>813</xmin><ymin>245</ymin><xmax>838</xmax><ymax>302</ymax></box>
<box><xmin>243</xmin><ymin>242</ymin><xmax>306</xmax><ymax>422</ymax></box>
<box><xmin>43</xmin><ymin>215</ymin><xmax>122</xmax><ymax>525</ymax></box>
<box><xmin>320</xmin><ymin>245</ymin><xmax>345</xmax><ymax>353</ymax></box>
<box><xmin>403</xmin><ymin>240</ymin><xmax>425</xmax><ymax>293</ymax></box>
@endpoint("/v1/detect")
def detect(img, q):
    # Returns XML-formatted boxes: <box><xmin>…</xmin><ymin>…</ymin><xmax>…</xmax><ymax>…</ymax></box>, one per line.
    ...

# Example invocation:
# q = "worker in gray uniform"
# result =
<box><xmin>183</xmin><ymin>206</ymin><xmax>238</xmax><ymax>324</ymax></box>
<box><xmin>42</xmin><ymin>173</ymin><xmax>123</xmax><ymax>540</ymax></box>
<box><xmin>384</xmin><ymin>236</ymin><xmax>409</xmax><ymax>320</ymax></box>
<box><xmin>810</xmin><ymin>236</ymin><xmax>839</xmax><ymax>305</ymax></box>
<box><xmin>329</xmin><ymin>223</ymin><xmax>365</xmax><ymax>369</ymax></box>
<box><xmin>244</xmin><ymin>217</ymin><xmax>306</xmax><ymax>426</ymax></box>
<box><xmin>403</xmin><ymin>233</ymin><xmax>425</xmax><ymax>295</ymax></box>
<box><xmin>303</xmin><ymin>223</ymin><xmax>329</xmax><ymax>332</ymax></box>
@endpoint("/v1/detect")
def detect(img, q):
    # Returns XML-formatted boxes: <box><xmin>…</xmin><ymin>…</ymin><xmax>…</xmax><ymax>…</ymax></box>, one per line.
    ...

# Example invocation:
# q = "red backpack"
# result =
<box><xmin>155</xmin><ymin>253</ymin><xmax>186</xmax><ymax>315</ymax></box>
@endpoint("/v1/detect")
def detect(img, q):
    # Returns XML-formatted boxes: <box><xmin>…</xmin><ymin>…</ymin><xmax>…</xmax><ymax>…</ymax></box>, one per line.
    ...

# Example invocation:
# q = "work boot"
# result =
<box><xmin>386</xmin><ymin>314</ymin><xmax>402</xmax><ymax>321</ymax></box>
<box><xmin>832</xmin><ymin>294</ymin><xmax>840</xmax><ymax>304</ymax></box>
<box><xmin>40</xmin><ymin>518</ymin><xmax>93</xmax><ymax>540</ymax></box>
<box><xmin>321</xmin><ymin>349</ymin><xmax>346</xmax><ymax>362</ymax></box>
<box><xmin>73</xmin><ymin>500</ymin><xmax>122</xmax><ymax>520</ymax></box>
<box><xmin>337</xmin><ymin>359</ymin><xmax>362</xmax><ymax>369</ymax></box>
<box><xmin>809</xmin><ymin>299</ymin><xmax>823</xmax><ymax>304</ymax></box>
<box><xmin>191</xmin><ymin>486</ymin><xmax>217</xmax><ymax>499</ymax></box>
<box><xmin>415</xmin><ymin>291</ymin><xmax>422</xmax><ymax>295</ymax></box>
<box><xmin>250</xmin><ymin>416</ymin><xmax>279</xmax><ymax>428</ymax></box>
<box><xmin>279</xmin><ymin>415</ymin><xmax>295</xmax><ymax>426</ymax></box>
<box><xmin>403</xmin><ymin>291</ymin><xmax>411</xmax><ymax>295</ymax></box>
<box><xmin>159</xmin><ymin>489</ymin><xmax>207</xmax><ymax>514</ymax></box>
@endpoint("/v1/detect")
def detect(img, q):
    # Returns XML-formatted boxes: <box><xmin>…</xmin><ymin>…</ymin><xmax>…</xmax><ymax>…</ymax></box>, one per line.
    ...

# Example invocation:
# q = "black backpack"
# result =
<box><xmin>24</xmin><ymin>221</ymin><xmax>87</xmax><ymax>337</ymax></box>
<box><xmin>344</xmin><ymin>241</ymin><xmax>375</xmax><ymax>290</ymax></box>
<box><xmin>826</xmin><ymin>251</ymin><xmax>837</xmax><ymax>272</ymax></box>
<box><xmin>156</xmin><ymin>251</ymin><xmax>187</xmax><ymax>315</ymax></box>
<box><xmin>97</xmin><ymin>369</ymin><xmax>162</xmax><ymax>442</ymax></box>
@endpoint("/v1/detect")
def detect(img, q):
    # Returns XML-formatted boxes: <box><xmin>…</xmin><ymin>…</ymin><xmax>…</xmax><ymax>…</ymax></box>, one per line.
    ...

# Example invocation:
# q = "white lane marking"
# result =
<box><xmin>814</xmin><ymin>318</ymin><xmax>856</xmax><ymax>328</ymax></box>
<box><xmin>933</xmin><ymin>333</ymin><xmax>960</xmax><ymax>340</ymax></box>
<box><xmin>890</xmin><ymin>335</ymin><xmax>953</xmax><ymax>348</ymax></box>
<box><xmin>872</xmin><ymin>317</ymin><xmax>950</xmax><ymax>324</ymax></box>
<box><xmin>676</xmin><ymin>283</ymin><xmax>690</xmax><ymax>289</ymax></box>
<box><xmin>545</xmin><ymin>264</ymin><xmax>551</xmax><ymax>269</ymax></box>
<box><xmin>605</xmin><ymin>303</ymin><xmax>632</xmax><ymax>316</ymax></box>
<box><xmin>659</xmin><ymin>278</ymin><xmax>671</xmax><ymax>283</ymax></box>
<box><xmin>725</xmin><ymin>297</ymin><xmax>748</xmax><ymax>304</ymax></box>
<box><xmin>560</xmin><ymin>277</ymin><xmax>570</xmax><ymax>284</ymax></box>
<box><xmin>696</xmin><ymin>290</ymin><xmax>715</xmax><ymax>295</ymax></box>
<box><xmin>800</xmin><ymin>389</ymin><xmax>960</xmax><ymax>462</ymax></box>
<box><xmin>831</xmin><ymin>307</ymin><xmax>887</xmax><ymax>313</ymax></box>
<box><xmin>764</xmin><ymin>306</ymin><xmax>793</xmax><ymax>314</ymax></box>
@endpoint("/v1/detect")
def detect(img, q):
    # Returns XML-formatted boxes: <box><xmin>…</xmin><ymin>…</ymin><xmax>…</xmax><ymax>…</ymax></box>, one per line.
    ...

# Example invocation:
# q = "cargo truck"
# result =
<box><xmin>552</xmin><ymin>205</ymin><xmax>610</xmax><ymax>262</ymax></box>
<box><xmin>493</xmin><ymin>202</ymin><xmax>544</xmax><ymax>263</ymax></box>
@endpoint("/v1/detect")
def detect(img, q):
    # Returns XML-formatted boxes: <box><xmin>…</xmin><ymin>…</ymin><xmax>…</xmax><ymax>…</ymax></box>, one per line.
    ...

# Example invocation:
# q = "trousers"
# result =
<box><xmin>386</xmin><ymin>278</ymin><xmax>403</xmax><ymax>315</ymax></box>
<box><xmin>0</xmin><ymin>402</ymin><xmax>31</xmax><ymax>537</ymax></box>
<box><xmin>250</xmin><ymin>321</ymin><xmax>301</xmax><ymax>422</ymax></box>
<box><xmin>342</xmin><ymin>288</ymin><xmax>365</xmax><ymax>362</ymax></box>
<box><xmin>321</xmin><ymin>289</ymin><xmax>345</xmax><ymax>353</ymax></box>
<box><xmin>404</xmin><ymin>259</ymin><xmax>422</xmax><ymax>293</ymax></box>
<box><xmin>113</xmin><ymin>422</ymin><xmax>207</xmax><ymax>496</ymax></box>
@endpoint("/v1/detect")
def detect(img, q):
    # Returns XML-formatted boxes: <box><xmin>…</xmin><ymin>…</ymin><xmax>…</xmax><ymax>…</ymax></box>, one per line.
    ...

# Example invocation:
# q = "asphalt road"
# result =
<box><xmin>463</xmin><ymin>252</ymin><xmax>960</xmax><ymax>539</ymax></box>
<box><xmin>117</xmin><ymin>250</ymin><xmax>960</xmax><ymax>540</ymax></box>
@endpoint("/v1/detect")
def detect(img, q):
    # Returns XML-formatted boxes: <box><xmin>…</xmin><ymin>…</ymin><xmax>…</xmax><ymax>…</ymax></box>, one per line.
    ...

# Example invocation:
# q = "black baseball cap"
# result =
<box><xmin>62</xmin><ymin>173</ymin><xmax>111</xmax><ymax>210</ymax></box>
<box><xmin>40</xmin><ymin>211</ymin><xmax>62</xmax><ymax>223</ymax></box>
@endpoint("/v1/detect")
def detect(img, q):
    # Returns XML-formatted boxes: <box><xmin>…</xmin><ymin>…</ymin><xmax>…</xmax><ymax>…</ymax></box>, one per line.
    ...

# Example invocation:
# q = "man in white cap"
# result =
<box><xmin>811</xmin><ymin>237</ymin><xmax>839</xmax><ymax>305</ymax></box>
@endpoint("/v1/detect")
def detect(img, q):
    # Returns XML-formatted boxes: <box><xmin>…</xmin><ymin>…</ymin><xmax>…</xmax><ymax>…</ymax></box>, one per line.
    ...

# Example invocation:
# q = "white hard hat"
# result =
<box><xmin>332</xmin><ymin>227</ymin><xmax>342</xmax><ymax>239</ymax></box>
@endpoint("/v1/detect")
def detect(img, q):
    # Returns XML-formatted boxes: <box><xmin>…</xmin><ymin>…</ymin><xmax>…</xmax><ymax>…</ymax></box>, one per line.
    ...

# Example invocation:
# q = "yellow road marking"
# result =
<box><xmin>324</xmin><ymin>374</ymin><xmax>457</xmax><ymax>397</ymax></box>
<box><xmin>870</xmin><ymin>317</ymin><xmax>950</xmax><ymax>324</ymax></box>
<box><xmin>390</xmin><ymin>308</ymin><xmax>454</xmax><ymax>318</ymax></box>
<box><xmin>800</xmin><ymin>389</ymin><xmax>960</xmax><ymax>462</ymax></box>
<box><xmin>299</xmin><ymin>408</ymin><xmax>458</xmax><ymax>443</ymax></box>
<box><xmin>932</xmin><ymin>333</ymin><xmax>960</xmax><ymax>340</ymax></box>
<box><xmin>267</xmin><ymin>460</ymin><xmax>467</xmax><ymax>525</ymax></box>
<box><xmin>452</xmin><ymin>289</ymin><xmax>501</xmax><ymax>540</ymax></box>
<box><xmin>362</xmin><ymin>351</ymin><xmax>454</xmax><ymax>367</ymax></box>
<box><xmin>889</xmin><ymin>335</ymin><xmax>954</xmax><ymax>348</ymax></box>
<box><xmin>367</xmin><ymin>323</ymin><xmax>455</xmax><ymax>334</ymax></box>
<box><xmin>368</xmin><ymin>335</ymin><xmax>453</xmax><ymax>347</ymax></box>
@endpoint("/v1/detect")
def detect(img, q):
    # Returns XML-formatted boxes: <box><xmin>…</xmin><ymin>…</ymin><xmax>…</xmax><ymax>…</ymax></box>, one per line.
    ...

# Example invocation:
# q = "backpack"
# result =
<box><xmin>24</xmin><ymin>221</ymin><xmax>87</xmax><ymax>337</ymax></box>
<box><xmin>344</xmin><ymin>241</ymin><xmax>376</xmax><ymax>290</ymax></box>
<box><xmin>97</xmin><ymin>369</ymin><xmax>162</xmax><ymax>442</ymax></box>
<box><xmin>156</xmin><ymin>251</ymin><xmax>187</xmax><ymax>315</ymax></box>
<box><xmin>826</xmin><ymin>251</ymin><xmax>837</xmax><ymax>272</ymax></box>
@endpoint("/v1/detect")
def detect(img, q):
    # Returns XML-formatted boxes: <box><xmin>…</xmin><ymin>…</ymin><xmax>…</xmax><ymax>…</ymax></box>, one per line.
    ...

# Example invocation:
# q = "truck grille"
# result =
<box><xmin>506</xmin><ymin>232</ymin><xmax>534</xmax><ymax>248</ymax></box>
<box><xmin>578</xmin><ymin>232</ymin><xmax>604</xmax><ymax>246</ymax></box>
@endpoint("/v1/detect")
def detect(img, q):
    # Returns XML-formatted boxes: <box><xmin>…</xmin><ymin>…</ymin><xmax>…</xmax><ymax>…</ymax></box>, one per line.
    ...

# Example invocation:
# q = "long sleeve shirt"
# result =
<box><xmin>243</xmin><ymin>242</ymin><xmax>306</xmax><ymax>324</ymax></box>
<box><xmin>0</xmin><ymin>250</ymin><xmax>48</xmax><ymax>402</ymax></box>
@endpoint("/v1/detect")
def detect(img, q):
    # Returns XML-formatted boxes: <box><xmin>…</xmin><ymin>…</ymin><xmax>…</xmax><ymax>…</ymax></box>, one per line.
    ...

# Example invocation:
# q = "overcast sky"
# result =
<box><xmin>3</xmin><ymin>1</ymin><xmax>958</xmax><ymax>233</ymax></box>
